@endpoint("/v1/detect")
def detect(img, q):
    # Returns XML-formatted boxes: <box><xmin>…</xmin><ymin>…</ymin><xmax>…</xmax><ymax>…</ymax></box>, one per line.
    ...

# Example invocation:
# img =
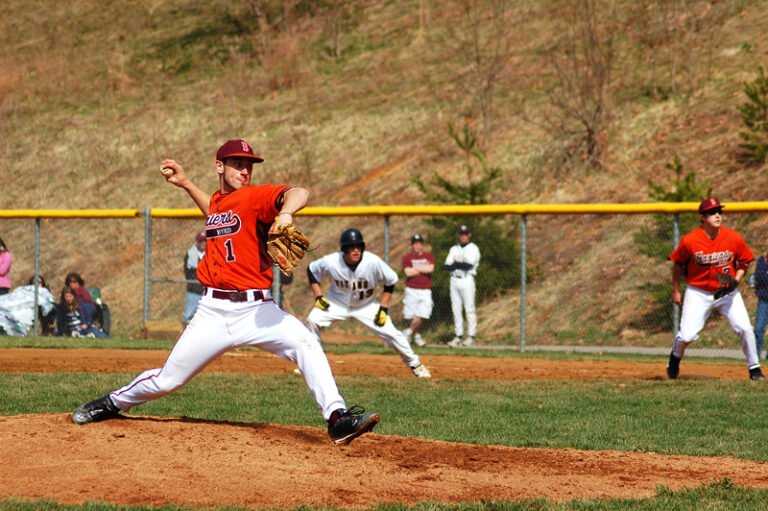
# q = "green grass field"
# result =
<box><xmin>2</xmin><ymin>338</ymin><xmax>768</xmax><ymax>509</ymax></box>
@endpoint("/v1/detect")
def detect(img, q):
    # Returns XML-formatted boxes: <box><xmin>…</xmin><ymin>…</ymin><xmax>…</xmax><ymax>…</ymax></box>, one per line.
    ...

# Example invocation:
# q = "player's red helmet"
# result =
<box><xmin>698</xmin><ymin>197</ymin><xmax>723</xmax><ymax>214</ymax></box>
<box><xmin>340</xmin><ymin>229</ymin><xmax>365</xmax><ymax>252</ymax></box>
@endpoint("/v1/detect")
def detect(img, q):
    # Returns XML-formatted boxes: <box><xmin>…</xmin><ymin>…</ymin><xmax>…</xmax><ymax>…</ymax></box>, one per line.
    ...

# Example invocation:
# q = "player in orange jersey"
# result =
<box><xmin>71</xmin><ymin>140</ymin><xmax>379</xmax><ymax>445</ymax></box>
<box><xmin>667</xmin><ymin>197</ymin><xmax>765</xmax><ymax>381</ymax></box>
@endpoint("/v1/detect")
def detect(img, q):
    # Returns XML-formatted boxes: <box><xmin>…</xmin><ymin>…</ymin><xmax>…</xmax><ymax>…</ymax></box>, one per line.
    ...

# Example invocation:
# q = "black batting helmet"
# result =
<box><xmin>340</xmin><ymin>228</ymin><xmax>365</xmax><ymax>252</ymax></box>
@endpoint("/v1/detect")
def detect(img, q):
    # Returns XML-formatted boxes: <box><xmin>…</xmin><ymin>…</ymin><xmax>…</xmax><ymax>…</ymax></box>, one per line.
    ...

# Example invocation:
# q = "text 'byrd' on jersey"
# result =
<box><xmin>669</xmin><ymin>225</ymin><xmax>754</xmax><ymax>293</ymax></box>
<box><xmin>197</xmin><ymin>184</ymin><xmax>291</xmax><ymax>291</ymax></box>
<box><xmin>309</xmin><ymin>251</ymin><xmax>398</xmax><ymax>307</ymax></box>
<box><xmin>445</xmin><ymin>242</ymin><xmax>481</xmax><ymax>278</ymax></box>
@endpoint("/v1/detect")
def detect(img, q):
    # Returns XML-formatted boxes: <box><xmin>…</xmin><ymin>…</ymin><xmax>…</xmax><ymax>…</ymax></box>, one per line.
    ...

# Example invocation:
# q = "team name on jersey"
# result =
<box><xmin>335</xmin><ymin>278</ymin><xmax>374</xmax><ymax>300</ymax></box>
<box><xmin>334</xmin><ymin>278</ymin><xmax>370</xmax><ymax>290</ymax></box>
<box><xmin>205</xmin><ymin>210</ymin><xmax>242</xmax><ymax>238</ymax></box>
<box><xmin>694</xmin><ymin>250</ymin><xmax>733</xmax><ymax>267</ymax></box>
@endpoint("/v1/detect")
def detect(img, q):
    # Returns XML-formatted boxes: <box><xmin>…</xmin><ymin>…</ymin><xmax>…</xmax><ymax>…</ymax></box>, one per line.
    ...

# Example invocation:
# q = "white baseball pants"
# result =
<box><xmin>110</xmin><ymin>294</ymin><xmax>346</xmax><ymax>420</ymax></box>
<box><xmin>403</xmin><ymin>287</ymin><xmax>434</xmax><ymax>320</ymax></box>
<box><xmin>675</xmin><ymin>285</ymin><xmax>760</xmax><ymax>369</ymax></box>
<box><xmin>450</xmin><ymin>276</ymin><xmax>476</xmax><ymax>337</ymax></box>
<box><xmin>306</xmin><ymin>298</ymin><xmax>422</xmax><ymax>369</ymax></box>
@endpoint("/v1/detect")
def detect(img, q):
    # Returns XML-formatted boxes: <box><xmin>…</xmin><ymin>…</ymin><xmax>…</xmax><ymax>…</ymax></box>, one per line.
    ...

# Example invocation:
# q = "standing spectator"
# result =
<box><xmin>752</xmin><ymin>250</ymin><xmax>768</xmax><ymax>360</ymax></box>
<box><xmin>55</xmin><ymin>286</ymin><xmax>107</xmax><ymax>338</ymax></box>
<box><xmin>183</xmin><ymin>231</ymin><xmax>206</xmax><ymax>324</ymax></box>
<box><xmin>306</xmin><ymin>228</ymin><xmax>431</xmax><ymax>378</ymax></box>
<box><xmin>445</xmin><ymin>225</ymin><xmax>481</xmax><ymax>347</ymax></box>
<box><xmin>0</xmin><ymin>237</ymin><xmax>12</xmax><ymax>295</ymax></box>
<box><xmin>401</xmin><ymin>234</ymin><xmax>434</xmax><ymax>347</ymax></box>
<box><xmin>667</xmin><ymin>198</ymin><xmax>764</xmax><ymax>380</ymax></box>
<box><xmin>64</xmin><ymin>272</ymin><xmax>95</xmax><ymax>305</ymax></box>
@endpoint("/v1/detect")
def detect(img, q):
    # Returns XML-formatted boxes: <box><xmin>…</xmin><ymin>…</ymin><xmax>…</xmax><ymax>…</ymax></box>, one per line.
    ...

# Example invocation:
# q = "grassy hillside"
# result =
<box><xmin>1</xmin><ymin>0</ymin><xmax>767</xmax><ymax>339</ymax></box>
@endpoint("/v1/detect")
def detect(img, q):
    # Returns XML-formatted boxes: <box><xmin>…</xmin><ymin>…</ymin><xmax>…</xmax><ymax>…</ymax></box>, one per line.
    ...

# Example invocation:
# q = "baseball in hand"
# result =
<box><xmin>161</xmin><ymin>166</ymin><xmax>174</xmax><ymax>178</ymax></box>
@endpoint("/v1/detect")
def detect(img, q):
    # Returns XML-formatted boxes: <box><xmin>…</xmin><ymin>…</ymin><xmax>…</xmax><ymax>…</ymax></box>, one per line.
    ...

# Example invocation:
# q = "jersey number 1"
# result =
<box><xmin>224</xmin><ymin>239</ymin><xmax>236</xmax><ymax>262</ymax></box>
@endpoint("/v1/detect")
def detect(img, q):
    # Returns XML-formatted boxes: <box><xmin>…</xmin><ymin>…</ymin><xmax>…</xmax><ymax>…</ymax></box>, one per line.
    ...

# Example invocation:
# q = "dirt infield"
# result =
<box><xmin>2</xmin><ymin>348</ymin><xmax>766</xmax><ymax>508</ymax></box>
<box><xmin>0</xmin><ymin>347</ymin><xmax>754</xmax><ymax>380</ymax></box>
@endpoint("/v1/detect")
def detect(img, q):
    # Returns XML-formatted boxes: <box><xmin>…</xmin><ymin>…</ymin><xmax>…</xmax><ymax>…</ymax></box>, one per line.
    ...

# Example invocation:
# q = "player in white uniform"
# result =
<box><xmin>445</xmin><ymin>224</ymin><xmax>481</xmax><ymax>347</ymax></box>
<box><xmin>306</xmin><ymin>228</ymin><xmax>432</xmax><ymax>378</ymax></box>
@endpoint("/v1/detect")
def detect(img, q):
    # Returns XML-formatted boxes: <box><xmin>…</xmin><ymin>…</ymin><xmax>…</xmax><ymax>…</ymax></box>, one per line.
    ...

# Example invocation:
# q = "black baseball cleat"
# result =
<box><xmin>72</xmin><ymin>394</ymin><xmax>121</xmax><ymax>425</ymax></box>
<box><xmin>327</xmin><ymin>405</ymin><xmax>380</xmax><ymax>445</ymax></box>
<box><xmin>749</xmin><ymin>367</ymin><xmax>766</xmax><ymax>381</ymax></box>
<box><xmin>667</xmin><ymin>352</ymin><xmax>681</xmax><ymax>380</ymax></box>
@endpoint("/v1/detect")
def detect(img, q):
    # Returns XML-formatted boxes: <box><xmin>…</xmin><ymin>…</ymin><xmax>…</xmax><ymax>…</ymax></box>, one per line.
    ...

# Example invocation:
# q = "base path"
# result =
<box><xmin>0</xmin><ymin>347</ymin><xmax>753</xmax><ymax>380</ymax></box>
<box><xmin>2</xmin><ymin>414</ymin><xmax>768</xmax><ymax>508</ymax></box>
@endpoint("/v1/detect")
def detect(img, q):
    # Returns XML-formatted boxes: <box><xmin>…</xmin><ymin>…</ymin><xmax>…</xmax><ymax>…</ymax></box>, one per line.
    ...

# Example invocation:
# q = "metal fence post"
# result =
<box><xmin>272</xmin><ymin>263</ymin><xmax>281</xmax><ymax>307</ymax></box>
<box><xmin>672</xmin><ymin>213</ymin><xmax>680</xmax><ymax>338</ymax></box>
<box><xmin>143</xmin><ymin>207</ymin><xmax>151</xmax><ymax>325</ymax></box>
<box><xmin>32</xmin><ymin>217</ymin><xmax>40</xmax><ymax>335</ymax></box>
<box><xmin>384</xmin><ymin>215</ymin><xmax>390</xmax><ymax>264</ymax></box>
<box><xmin>520</xmin><ymin>214</ymin><xmax>527</xmax><ymax>351</ymax></box>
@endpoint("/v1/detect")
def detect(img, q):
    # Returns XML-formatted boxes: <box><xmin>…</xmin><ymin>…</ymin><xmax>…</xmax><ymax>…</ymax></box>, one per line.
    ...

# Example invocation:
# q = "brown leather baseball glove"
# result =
<box><xmin>714</xmin><ymin>273</ymin><xmax>738</xmax><ymax>299</ymax></box>
<box><xmin>267</xmin><ymin>222</ymin><xmax>310</xmax><ymax>277</ymax></box>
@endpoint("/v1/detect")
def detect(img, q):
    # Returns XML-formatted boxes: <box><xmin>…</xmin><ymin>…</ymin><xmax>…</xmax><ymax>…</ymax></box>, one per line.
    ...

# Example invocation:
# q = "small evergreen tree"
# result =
<box><xmin>737</xmin><ymin>66</ymin><xmax>768</xmax><ymax>164</ymax></box>
<box><xmin>634</xmin><ymin>155</ymin><xmax>712</xmax><ymax>260</ymax></box>
<box><xmin>413</xmin><ymin>123</ymin><xmax>501</xmax><ymax>205</ymax></box>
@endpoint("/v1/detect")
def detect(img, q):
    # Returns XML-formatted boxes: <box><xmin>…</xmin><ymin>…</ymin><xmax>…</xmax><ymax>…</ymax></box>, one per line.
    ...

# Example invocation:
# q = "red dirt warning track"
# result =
<box><xmin>0</xmin><ymin>347</ymin><xmax>753</xmax><ymax>380</ymax></box>
<box><xmin>1</xmin><ymin>348</ymin><xmax>766</xmax><ymax>508</ymax></box>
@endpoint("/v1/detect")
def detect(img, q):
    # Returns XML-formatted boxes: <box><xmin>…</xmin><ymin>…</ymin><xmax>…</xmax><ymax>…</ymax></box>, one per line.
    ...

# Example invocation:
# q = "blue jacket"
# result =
<box><xmin>755</xmin><ymin>255</ymin><xmax>768</xmax><ymax>302</ymax></box>
<box><xmin>55</xmin><ymin>301</ymin><xmax>96</xmax><ymax>336</ymax></box>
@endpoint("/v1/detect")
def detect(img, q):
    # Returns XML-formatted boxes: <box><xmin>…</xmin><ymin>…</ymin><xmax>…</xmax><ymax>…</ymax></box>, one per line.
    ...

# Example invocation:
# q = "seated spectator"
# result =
<box><xmin>28</xmin><ymin>275</ymin><xmax>57</xmax><ymax>336</ymax></box>
<box><xmin>63</xmin><ymin>272</ymin><xmax>95</xmax><ymax>305</ymax></box>
<box><xmin>55</xmin><ymin>286</ymin><xmax>107</xmax><ymax>338</ymax></box>
<box><xmin>0</xmin><ymin>278</ymin><xmax>57</xmax><ymax>336</ymax></box>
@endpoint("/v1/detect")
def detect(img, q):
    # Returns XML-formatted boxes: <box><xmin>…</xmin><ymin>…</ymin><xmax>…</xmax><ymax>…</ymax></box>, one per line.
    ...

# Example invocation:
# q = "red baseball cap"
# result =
<box><xmin>216</xmin><ymin>139</ymin><xmax>264</xmax><ymax>163</ymax></box>
<box><xmin>195</xmin><ymin>231</ymin><xmax>206</xmax><ymax>242</ymax></box>
<box><xmin>698</xmin><ymin>197</ymin><xmax>723</xmax><ymax>214</ymax></box>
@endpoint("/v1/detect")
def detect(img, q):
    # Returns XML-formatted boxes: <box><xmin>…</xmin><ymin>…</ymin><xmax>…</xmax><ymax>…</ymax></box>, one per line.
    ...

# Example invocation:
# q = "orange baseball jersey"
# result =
<box><xmin>197</xmin><ymin>184</ymin><xmax>291</xmax><ymax>290</ymax></box>
<box><xmin>669</xmin><ymin>225</ymin><xmax>754</xmax><ymax>292</ymax></box>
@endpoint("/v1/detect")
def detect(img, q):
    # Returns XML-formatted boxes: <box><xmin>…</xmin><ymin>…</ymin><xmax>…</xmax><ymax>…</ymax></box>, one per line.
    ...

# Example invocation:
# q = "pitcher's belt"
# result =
<box><xmin>204</xmin><ymin>288</ymin><xmax>272</xmax><ymax>302</ymax></box>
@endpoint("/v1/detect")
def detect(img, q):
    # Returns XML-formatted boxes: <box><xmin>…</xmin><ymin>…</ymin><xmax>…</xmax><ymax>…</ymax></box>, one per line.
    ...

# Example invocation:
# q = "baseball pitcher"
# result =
<box><xmin>72</xmin><ymin>139</ymin><xmax>379</xmax><ymax>445</ymax></box>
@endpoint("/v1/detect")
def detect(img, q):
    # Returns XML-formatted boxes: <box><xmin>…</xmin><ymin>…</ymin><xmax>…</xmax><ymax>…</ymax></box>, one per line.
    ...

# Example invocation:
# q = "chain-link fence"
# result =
<box><xmin>2</xmin><ymin>205</ymin><xmax>767</xmax><ymax>350</ymax></box>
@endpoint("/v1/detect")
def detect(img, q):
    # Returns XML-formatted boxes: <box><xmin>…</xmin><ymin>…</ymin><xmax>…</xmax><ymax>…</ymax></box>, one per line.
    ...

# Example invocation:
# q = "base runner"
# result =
<box><xmin>71</xmin><ymin>139</ymin><xmax>379</xmax><ymax>445</ymax></box>
<box><xmin>667</xmin><ymin>197</ymin><xmax>765</xmax><ymax>381</ymax></box>
<box><xmin>306</xmin><ymin>228</ymin><xmax>432</xmax><ymax>378</ymax></box>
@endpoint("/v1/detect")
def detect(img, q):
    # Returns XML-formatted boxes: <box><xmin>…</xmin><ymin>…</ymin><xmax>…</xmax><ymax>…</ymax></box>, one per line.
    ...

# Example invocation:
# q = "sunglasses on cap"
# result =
<box><xmin>703</xmin><ymin>208</ymin><xmax>722</xmax><ymax>216</ymax></box>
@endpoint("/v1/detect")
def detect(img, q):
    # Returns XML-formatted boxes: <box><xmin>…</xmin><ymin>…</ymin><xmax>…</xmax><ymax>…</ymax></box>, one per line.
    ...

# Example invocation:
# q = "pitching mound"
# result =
<box><xmin>3</xmin><ymin>414</ymin><xmax>768</xmax><ymax>508</ymax></box>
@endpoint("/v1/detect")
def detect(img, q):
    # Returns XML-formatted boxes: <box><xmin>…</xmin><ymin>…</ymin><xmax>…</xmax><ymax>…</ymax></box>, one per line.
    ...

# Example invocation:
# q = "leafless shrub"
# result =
<box><xmin>544</xmin><ymin>0</ymin><xmax>617</xmax><ymax>171</ymax></box>
<box><xmin>630</xmin><ymin>0</ymin><xmax>727</xmax><ymax>99</ymax></box>
<box><xmin>448</xmin><ymin>0</ymin><xmax>521</xmax><ymax>148</ymax></box>
<box><xmin>0</xmin><ymin>57</ymin><xmax>20</xmax><ymax>130</ymax></box>
<box><xmin>290</xmin><ymin>125</ymin><xmax>318</xmax><ymax>185</ymax></box>
<box><xmin>319</xmin><ymin>1</ymin><xmax>359</xmax><ymax>59</ymax></box>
